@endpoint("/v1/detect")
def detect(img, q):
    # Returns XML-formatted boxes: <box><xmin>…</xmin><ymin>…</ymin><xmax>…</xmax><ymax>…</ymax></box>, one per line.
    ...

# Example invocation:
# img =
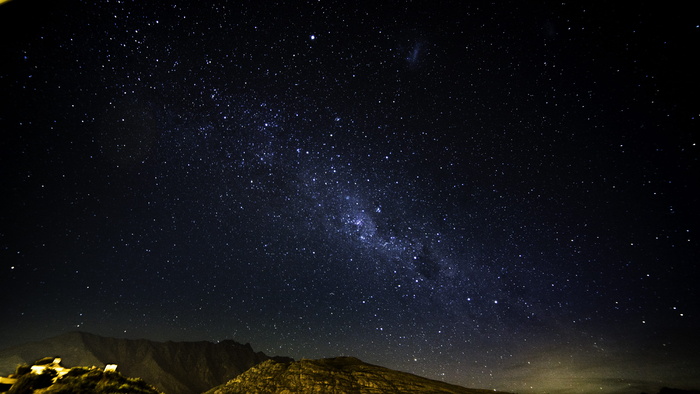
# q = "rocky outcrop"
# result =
<box><xmin>205</xmin><ymin>356</ymin><xmax>513</xmax><ymax>394</ymax></box>
<box><xmin>0</xmin><ymin>331</ymin><xmax>291</xmax><ymax>394</ymax></box>
<box><xmin>8</xmin><ymin>363</ymin><xmax>164</xmax><ymax>394</ymax></box>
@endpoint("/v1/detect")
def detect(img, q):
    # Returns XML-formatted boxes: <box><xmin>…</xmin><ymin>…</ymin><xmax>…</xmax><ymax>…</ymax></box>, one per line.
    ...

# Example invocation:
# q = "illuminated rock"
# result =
<box><xmin>205</xmin><ymin>356</ymin><xmax>513</xmax><ymax>394</ymax></box>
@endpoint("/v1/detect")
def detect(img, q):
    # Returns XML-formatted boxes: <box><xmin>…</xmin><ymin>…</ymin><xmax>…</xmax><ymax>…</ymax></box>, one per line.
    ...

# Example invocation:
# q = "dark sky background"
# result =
<box><xmin>1</xmin><ymin>1</ymin><xmax>699</xmax><ymax>393</ymax></box>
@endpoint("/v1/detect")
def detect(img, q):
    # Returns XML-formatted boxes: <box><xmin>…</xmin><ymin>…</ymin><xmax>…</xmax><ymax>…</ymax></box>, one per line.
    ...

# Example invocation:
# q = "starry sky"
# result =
<box><xmin>1</xmin><ymin>1</ymin><xmax>699</xmax><ymax>393</ymax></box>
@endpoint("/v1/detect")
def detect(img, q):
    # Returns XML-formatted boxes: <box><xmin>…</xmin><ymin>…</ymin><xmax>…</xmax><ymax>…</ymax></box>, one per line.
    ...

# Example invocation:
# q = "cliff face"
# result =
<box><xmin>205</xmin><ymin>356</ymin><xmax>513</xmax><ymax>394</ymax></box>
<box><xmin>0</xmin><ymin>331</ymin><xmax>291</xmax><ymax>394</ymax></box>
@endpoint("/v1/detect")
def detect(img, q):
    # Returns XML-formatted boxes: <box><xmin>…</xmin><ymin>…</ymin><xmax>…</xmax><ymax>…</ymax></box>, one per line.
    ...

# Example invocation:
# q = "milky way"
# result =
<box><xmin>1</xmin><ymin>1</ymin><xmax>699</xmax><ymax>393</ymax></box>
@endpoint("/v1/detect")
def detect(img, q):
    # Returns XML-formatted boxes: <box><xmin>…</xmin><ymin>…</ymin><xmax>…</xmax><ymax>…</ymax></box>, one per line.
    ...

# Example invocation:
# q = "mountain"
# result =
<box><xmin>0</xmin><ymin>331</ymin><xmax>291</xmax><ymax>394</ymax></box>
<box><xmin>204</xmin><ymin>356</ymin><xmax>513</xmax><ymax>394</ymax></box>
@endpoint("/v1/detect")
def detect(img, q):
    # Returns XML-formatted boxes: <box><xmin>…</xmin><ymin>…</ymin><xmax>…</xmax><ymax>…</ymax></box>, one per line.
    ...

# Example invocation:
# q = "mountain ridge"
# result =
<box><xmin>0</xmin><ymin>331</ymin><xmax>291</xmax><ymax>394</ymax></box>
<box><xmin>205</xmin><ymin>356</ymin><xmax>514</xmax><ymax>394</ymax></box>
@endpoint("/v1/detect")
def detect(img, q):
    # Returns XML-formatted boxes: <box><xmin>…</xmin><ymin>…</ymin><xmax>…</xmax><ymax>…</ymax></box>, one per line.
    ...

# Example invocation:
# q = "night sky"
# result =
<box><xmin>1</xmin><ymin>1</ymin><xmax>699</xmax><ymax>393</ymax></box>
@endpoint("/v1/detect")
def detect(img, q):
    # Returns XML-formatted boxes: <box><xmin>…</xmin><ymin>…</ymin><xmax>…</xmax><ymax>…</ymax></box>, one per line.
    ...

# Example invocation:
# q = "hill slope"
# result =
<box><xmin>0</xmin><ymin>331</ymin><xmax>291</xmax><ymax>394</ymax></box>
<box><xmin>8</xmin><ymin>364</ymin><xmax>163</xmax><ymax>394</ymax></box>
<box><xmin>205</xmin><ymin>356</ymin><xmax>513</xmax><ymax>394</ymax></box>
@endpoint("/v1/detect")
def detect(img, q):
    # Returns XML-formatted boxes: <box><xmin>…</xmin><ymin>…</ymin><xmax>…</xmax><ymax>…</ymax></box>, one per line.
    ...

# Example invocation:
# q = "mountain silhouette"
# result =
<box><xmin>0</xmin><ymin>331</ymin><xmax>291</xmax><ymax>394</ymax></box>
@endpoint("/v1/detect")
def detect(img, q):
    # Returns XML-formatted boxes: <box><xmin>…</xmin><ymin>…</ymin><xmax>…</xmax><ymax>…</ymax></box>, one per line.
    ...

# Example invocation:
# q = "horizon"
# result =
<box><xmin>1</xmin><ymin>330</ymin><xmax>698</xmax><ymax>394</ymax></box>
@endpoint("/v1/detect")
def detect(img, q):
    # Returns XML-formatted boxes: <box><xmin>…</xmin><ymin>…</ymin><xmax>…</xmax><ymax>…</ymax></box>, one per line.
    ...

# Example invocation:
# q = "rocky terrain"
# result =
<box><xmin>0</xmin><ymin>331</ymin><xmax>291</xmax><ymax>394</ymax></box>
<box><xmin>6</xmin><ymin>362</ymin><xmax>163</xmax><ymax>394</ymax></box>
<box><xmin>204</xmin><ymin>356</ymin><xmax>513</xmax><ymax>394</ymax></box>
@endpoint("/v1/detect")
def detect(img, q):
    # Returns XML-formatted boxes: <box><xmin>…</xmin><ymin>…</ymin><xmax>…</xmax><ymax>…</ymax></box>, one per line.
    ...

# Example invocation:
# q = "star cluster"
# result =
<box><xmin>1</xmin><ymin>1</ymin><xmax>699</xmax><ymax>393</ymax></box>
